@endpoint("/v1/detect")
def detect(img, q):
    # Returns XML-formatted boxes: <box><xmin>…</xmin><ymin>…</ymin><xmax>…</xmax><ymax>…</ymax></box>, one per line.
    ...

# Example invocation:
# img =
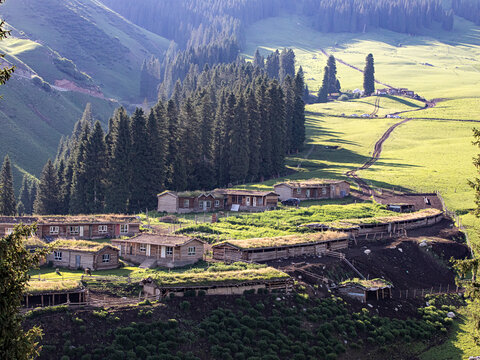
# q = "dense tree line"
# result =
<box><xmin>41</xmin><ymin>57</ymin><xmax>306</xmax><ymax>215</ymax></box>
<box><xmin>105</xmin><ymin>0</ymin><xmax>452</xmax><ymax>99</ymax></box>
<box><xmin>303</xmin><ymin>0</ymin><xmax>454</xmax><ymax>34</ymax></box>
<box><xmin>452</xmin><ymin>0</ymin><xmax>480</xmax><ymax>25</ymax></box>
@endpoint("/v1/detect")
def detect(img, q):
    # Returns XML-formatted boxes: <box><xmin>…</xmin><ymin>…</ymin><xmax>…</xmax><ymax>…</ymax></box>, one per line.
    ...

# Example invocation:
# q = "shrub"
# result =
<box><xmin>184</xmin><ymin>289</ymin><xmax>196</xmax><ymax>297</ymax></box>
<box><xmin>81</xmin><ymin>355</ymin><xmax>92</xmax><ymax>360</ymax></box>
<box><xmin>92</xmin><ymin>309</ymin><xmax>109</xmax><ymax>319</ymax></box>
<box><xmin>338</xmin><ymin>94</ymin><xmax>349</xmax><ymax>101</ymax></box>
<box><xmin>138</xmin><ymin>299</ymin><xmax>152</xmax><ymax>306</ymax></box>
<box><xmin>326</xmin><ymin>353</ymin><xmax>337</xmax><ymax>360</ymax></box>
<box><xmin>198</xmin><ymin>290</ymin><xmax>206</xmax><ymax>297</ymax></box>
<box><xmin>72</xmin><ymin>316</ymin><xmax>84</xmax><ymax>324</ymax></box>
<box><xmin>180</xmin><ymin>301</ymin><xmax>191</xmax><ymax>311</ymax></box>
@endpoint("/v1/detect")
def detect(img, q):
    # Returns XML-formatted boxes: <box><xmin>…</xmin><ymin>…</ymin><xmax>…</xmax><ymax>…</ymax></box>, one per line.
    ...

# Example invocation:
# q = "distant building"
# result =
<box><xmin>111</xmin><ymin>233</ymin><xmax>205</xmax><ymax>268</ymax></box>
<box><xmin>274</xmin><ymin>179</ymin><xmax>350</xmax><ymax>201</ymax></box>
<box><xmin>46</xmin><ymin>239</ymin><xmax>120</xmax><ymax>270</ymax></box>
<box><xmin>157</xmin><ymin>189</ymin><xmax>279</xmax><ymax>213</ymax></box>
<box><xmin>0</xmin><ymin>215</ymin><xmax>140</xmax><ymax>241</ymax></box>
<box><xmin>338</xmin><ymin>279</ymin><xmax>392</xmax><ymax>303</ymax></box>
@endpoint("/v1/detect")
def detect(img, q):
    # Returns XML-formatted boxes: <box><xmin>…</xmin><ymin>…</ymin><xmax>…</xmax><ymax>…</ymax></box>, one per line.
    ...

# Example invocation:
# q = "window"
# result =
<box><xmin>296</xmin><ymin>188</ymin><xmax>301</xmax><ymax>194</ymax></box>
<box><xmin>50</xmin><ymin>226</ymin><xmax>59</xmax><ymax>235</ymax></box>
<box><xmin>306</xmin><ymin>189</ymin><xmax>311</xmax><ymax>198</ymax></box>
<box><xmin>187</xmin><ymin>246</ymin><xmax>196</xmax><ymax>256</ymax></box>
<box><xmin>120</xmin><ymin>224</ymin><xmax>128</xmax><ymax>234</ymax></box>
<box><xmin>199</xmin><ymin>200</ymin><xmax>204</xmax><ymax>208</ymax></box>
<box><xmin>5</xmin><ymin>228</ymin><xmax>13</xmax><ymax>235</ymax></box>
<box><xmin>166</xmin><ymin>246</ymin><xmax>173</xmax><ymax>255</ymax></box>
<box><xmin>214</xmin><ymin>200</ymin><xmax>220</xmax><ymax>207</ymax></box>
<box><xmin>98</xmin><ymin>225</ymin><xmax>108</xmax><ymax>233</ymax></box>
<box><xmin>183</xmin><ymin>199</ymin><xmax>190</xmax><ymax>208</ymax></box>
<box><xmin>69</xmin><ymin>226</ymin><xmax>79</xmax><ymax>235</ymax></box>
<box><xmin>54</xmin><ymin>251</ymin><xmax>62</xmax><ymax>261</ymax></box>
<box><xmin>258</xmin><ymin>198</ymin><xmax>263</xmax><ymax>206</ymax></box>
<box><xmin>139</xmin><ymin>245</ymin><xmax>146</xmax><ymax>252</ymax></box>
<box><xmin>322</xmin><ymin>187</ymin><xmax>327</xmax><ymax>195</ymax></box>
<box><xmin>206</xmin><ymin>201</ymin><xmax>211</xmax><ymax>208</ymax></box>
<box><xmin>102</xmin><ymin>254</ymin><xmax>110</xmax><ymax>263</ymax></box>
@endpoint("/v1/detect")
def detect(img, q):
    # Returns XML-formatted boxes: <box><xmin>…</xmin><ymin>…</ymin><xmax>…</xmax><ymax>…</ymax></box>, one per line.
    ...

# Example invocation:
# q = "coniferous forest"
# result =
<box><xmin>41</xmin><ymin>54</ymin><xmax>306</xmax><ymax>215</ymax></box>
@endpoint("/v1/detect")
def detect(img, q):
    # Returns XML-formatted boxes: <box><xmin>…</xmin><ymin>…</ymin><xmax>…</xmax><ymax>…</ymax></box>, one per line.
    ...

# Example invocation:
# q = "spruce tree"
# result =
<box><xmin>363</xmin><ymin>53</ymin><xmax>375</xmax><ymax>96</ymax></box>
<box><xmin>266</xmin><ymin>50</ymin><xmax>280</xmax><ymax>79</ymax></box>
<box><xmin>267</xmin><ymin>82</ymin><xmax>286</xmax><ymax>174</ymax></box>
<box><xmin>34</xmin><ymin>159</ymin><xmax>60</xmax><ymax>215</ymax></box>
<box><xmin>105</xmin><ymin>108</ymin><xmax>131</xmax><ymax>213</ymax></box>
<box><xmin>246</xmin><ymin>88</ymin><xmax>261</xmax><ymax>181</ymax></box>
<box><xmin>327</xmin><ymin>55</ymin><xmax>339</xmax><ymax>94</ymax></box>
<box><xmin>69</xmin><ymin>124</ymin><xmax>90</xmax><ymax>214</ymax></box>
<box><xmin>129</xmin><ymin>109</ymin><xmax>151</xmax><ymax>212</ymax></box>
<box><xmin>0</xmin><ymin>155</ymin><xmax>16</xmax><ymax>215</ymax></box>
<box><xmin>60</xmin><ymin>162</ymin><xmax>73</xmax><ymax>215</ymax></box>
<box><xmin>229</xmin><ymin>95</ymin><xmax>249</xmax><ymax>182</ymax></box>
<box><xmin>145</xmin><ymin>103</ymin><xmax>167</xmax><ymax>208</ymax></box>
<box><xmin>253</xmin><ymin>49</ymin><xmax>264</xmax><ymax>69</ymax></box>
<box><xmin>84</xmin><ymin>121</ymin><xmax>108</xmax><ymax>213</ymax></box>
<box><xmin>28</xmin><ymin>182</ymin><xmax>37</xmax><ymax>215</ymax></box>
<box><xmin>256</xmin><ymin>80</ymin><xmax>273</xmax><ymax>178</ymax></box>
<box><xmin>179</xmin><ymin>98</ymin><xmax>201</xmax><ymax>190</ymax></box>
<box><xmin>17</xmin><ymin>175</ymin><xmax>30</xmax><ymax>215</ymax></box>
<box><xmin>279</xmin><ymin>48</ymin><xmax>296</xmax><ymax>82</ymax></box>
<box><xmin>196</xmin><ymin>89</ymin><xmax>215</xmax><ymax>189</ymax></box>
<box><xmin>317</xmin><ymin>66</ymin><xmax>329</xmax><ymax>103</ymax></box>
<box><xmin>213</xmin><ymin>93</ymin><xmax>227</xmax><ymax>187</ymax></box>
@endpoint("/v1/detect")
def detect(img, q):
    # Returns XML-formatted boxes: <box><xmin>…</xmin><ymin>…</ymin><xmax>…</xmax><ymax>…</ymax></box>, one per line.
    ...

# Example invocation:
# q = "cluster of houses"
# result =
<box><xmin>375</xmin><ymin>88</ymin><xmax>415</xmax><ymax>97</ymax></box>
<box><xmin>156</xmin><ymin>179</ymin><xmax>351</xmax><ymax>213</ymax></box>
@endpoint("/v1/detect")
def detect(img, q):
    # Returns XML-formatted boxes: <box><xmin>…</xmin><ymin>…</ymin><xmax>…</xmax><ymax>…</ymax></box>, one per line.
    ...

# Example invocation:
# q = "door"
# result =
<box><xmin>246</xmin><ymin>197</ymin><xmax>251</xmax><ymax>206</ymax></box>
<box><xmin>161</xmin><ymin>246</ymin><xmax>166</xmax><ymax>258</ymax></box>
<box><xmin>306</xmin><ymin>189</ymin><xmax>311</xmax><ymax>198</ymax></box>
<box><xmin>79</xmin><ymin>226</ymin><xmax>84</xmax><ymax>237</ymax></box>
<box><xmin>146</xmin><ymin>244</ymin><xmax>151</xmax><ymax>257</ymax></box>
<box><xmin>75</xmin><ymin>255</ymin><xmax>81</xmax><ymax>268</ymax></box>
<box><xmin>253</xmin><ymin>197</ymin><xmax>257</xmax><ymax>207</ymax></box>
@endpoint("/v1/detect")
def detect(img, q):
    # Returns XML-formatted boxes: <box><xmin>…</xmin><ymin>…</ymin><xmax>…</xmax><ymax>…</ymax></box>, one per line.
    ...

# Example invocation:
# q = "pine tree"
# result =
<box><xmin>229</xmin><ymin>95</ymin><xmax>249</xmax><ymax>182</ymax></box>
<box><xmin>266</xmin><ymin>50</ymin><xmax>280</xmax><ymax>79</ymax></box>
<box><xmin>253</xmin><ymin>49</ymin><xmax>264</xmax><ymax>69</ymax></box>
<box><xmin>34</xmin><ymin>159</ymin><xmax>60</xmax><ymax>215</ymax></box>
<box><xmin>145</xmin><ymin>103</ymin><xmax>167</xmax><ymax>208</ymax></box>
<box><xmin>0</xmin><ymin>155</ymin><xmax>16</xmax><ymax>215</ymax></box>
<box><xmin>17</xmin><ymin>175</ymin><xmax>31</xmax><ymax>215</ymax></box>
<box><xmin>55</xmin><ymin>160</ymin><xmax>66</xmax><ymax>214</ymax></box>
<box><xmin>28</xmin><ymin>181</ymin><xmax>37</xmax><ymax>215</ymax></box>
<box><xmin>129</xmin><ymin>108</ymin><xmax>151</xmax><ymax>212</ymax></box>
<box><xmin>317</xmin><ymin>66</ymin><xmax>329</xmax><ymax>103</ymax></box>
<box><xmin>363</xmin><ymin>53</ymin><xmax>375</xmax><ymax>96</ymax></box>
<box><xmin>213</xmin><ymin>93</ymin><xmax>227</xmax><ymax>186</ymax></box>
<box><xmin>246</xmin><ymin>88</ymin><xmax>261</xmax><ymax>181</ymax></box>
<box><xmin>164</xmin><ymin>100</ymin><xmax>181</xmax><ymax>190</ymax></box>
<box><xmin>279</xmin><ymin>49</ymin><xmax>295</xmax><ymax>82</ymax></box>
<box><xmin>256</xmin><ymin>80</ymin><xmax>273</xmax><ymax>178</ymax></box>
<box><xmin>196</xmin><ymin>89</ymin><xmax>215</xmax><ymax>189</ymax></box>
<box><xmin>105</xmin><ymin>108</ymin><xmax>131</xmax><ymax>213</ymax></box>
<box><xmin>179</xmin><ymin>98</ymin><xmax>201</xmax><ymax>190</ymax></box>
<box><xmin>267</xmin><ymin>82</ymin><xmax>286</xmax><ymax>174</ymax></box>
<box><xmin>69</xmin><ymin>124</ymin><xmax>90</xmax><ymax>214</ymax></box>
<box><xmin>60</xmin><ymin>162</ymin><xmax>73</xmax><ymax>215</ymax></box>
<box><xmin>327</xmin><ymin>55</ymin><xmax>339</xmax><ymax>94</ymax></box>
<box><xmin>84</xmin><ymin>121</ymin><xmax>108</xmax><ymax>213</ymax></box>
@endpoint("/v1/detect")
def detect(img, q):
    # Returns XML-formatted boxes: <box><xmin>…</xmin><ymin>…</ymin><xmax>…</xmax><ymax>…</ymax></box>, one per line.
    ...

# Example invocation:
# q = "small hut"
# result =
<box><xmin>338</xmin><ymin>278</ymin><xmax>393</xmax><ymax>303</ymax></box>
<box><xmin>23</xmin><ymin>280</ymin><xmax>87</xmax><ymax>308</ymax></box>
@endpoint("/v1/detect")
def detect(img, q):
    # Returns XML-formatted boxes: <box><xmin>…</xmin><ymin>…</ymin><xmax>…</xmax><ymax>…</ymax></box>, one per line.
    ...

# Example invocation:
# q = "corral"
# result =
<box><xmin>23</xmin><ymin>280</ymin><xmax>87</xmax><ymax>308</ymax></box>
<box><xmin>212</xmin><ymin>231</ymin><xmax>349</xmax><ymax>262</ymax></box>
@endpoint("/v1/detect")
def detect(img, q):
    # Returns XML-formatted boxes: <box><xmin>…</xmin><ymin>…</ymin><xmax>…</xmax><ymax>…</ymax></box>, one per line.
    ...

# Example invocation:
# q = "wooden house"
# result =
<box><xmin>216</xmin><ymin>189</ymin><xmax>279</xmax><ymax>211</ymax></box>
<box><xmin>23</xmin><ymin>280</ymin><xmax>87</xmax><ymax>308</ymax></box>
<box><xmin>375</xmin><ymin>88</ymin><xmax>389</xmax><ymax>95</ymax></box>
<box><xmin>212</xmin><ymin>231</ymin><xmax>349</xmax><ymax>262</ymax></box>
<box><xmin>274</xmin><ymin>179</ymin><xmax>350</xmax><ymax>201</ymax></box>
<box><xmin>111</xmin><ymin>233</ymin><xmax>205</xmax><ymax>268</ymax></box>
<box><xmin>0</xmin><ymin>215</ymin><xmax>140</xmax><ymax>240</ymax></box>
<box><xmin>338</xmin><ymin>279</ymin><xmax>392</xmax><ymax>303</ymax></box>
<box><xmin>46</xmin><ymin>239</ymin><xmax>120</xmax><ymax>270</ymax></box>
<box><xmin>157</xmin><ymin>191</ymin><xmax>225</xmax><ymax>213</ymax></box>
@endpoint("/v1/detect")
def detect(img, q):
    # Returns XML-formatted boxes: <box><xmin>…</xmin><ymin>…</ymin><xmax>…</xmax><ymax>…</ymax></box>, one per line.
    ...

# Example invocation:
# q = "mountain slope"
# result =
<box><xmin>0</xmin><ymin>0</ymin><xmax>170</xmax><ymax>190</ymax></box>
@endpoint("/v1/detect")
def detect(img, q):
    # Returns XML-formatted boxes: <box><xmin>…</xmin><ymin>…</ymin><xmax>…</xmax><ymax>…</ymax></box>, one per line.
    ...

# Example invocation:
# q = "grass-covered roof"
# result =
<box><xmin>215</xmin><ymin>231</ymin><xmax>348</xmax><ymax>250</ymax></box>
<box><xmin>275</xmin><ymin>178</ymin><xmax>348</xmax><ymax>187</ymax></box>
<box><xmin>340</xmin><ymin>278</ymin><xmax>392</xmax><ymax>290</ymax></box>
<box><xmin>305</xmin><ymin>208</ymin><xmax>443</xmax><ymax>229</ymax></box>
<box><xmin>148</xmin><ymin>266</ymin><xmax>289</xmax><ymax>287</ymax></box>
<box><xmin>26</xmin><ymin>280</ymin><xmax>83</xmax><ymax>294</ymax></box>
<box><xmin>51</xmin><ymin>239</ymin><xmax>117</xmax><ymax>253</ymax></box>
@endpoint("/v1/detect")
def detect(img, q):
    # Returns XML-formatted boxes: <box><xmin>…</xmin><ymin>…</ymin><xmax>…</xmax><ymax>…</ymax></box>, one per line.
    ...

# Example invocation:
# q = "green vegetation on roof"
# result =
<box><xmin>51</xmin><ymin>239</ymin><xmax>114</xmax><ymax>253</ymax></box>
<box><xmin>340</xmin><ymin>278</ymin><xmax>392</xmax><ymax>289</ymax></box>
<box><xmin>147</xmin><ymin>263</ymin><xmax>289</xmax><ymax>287</ymax></box>
<box><xmin>24</xmin><ymin>237</ymin><xmax>46</xmax><ymax>247</ymax></box>
<box><xmin>317</xmin><ymin>208</ymin><xmax>443</xmax><ymax>228</ymax></box>
<box><xmin>26</xmin><ymin>280</ymin><xmax>82</xmax><ymax>294</ymax></box>
<box><xmin>218</xmin><ymin>231</ymin><xmax>347</xmax><ymax>250</ymax></box>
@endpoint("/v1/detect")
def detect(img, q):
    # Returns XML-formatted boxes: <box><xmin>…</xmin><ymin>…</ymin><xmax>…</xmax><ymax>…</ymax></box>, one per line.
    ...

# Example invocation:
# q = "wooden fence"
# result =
<box><xmin>391</xmin><ymin>285</ymin><xmax>463</xmax><ymax>299</ymax></box>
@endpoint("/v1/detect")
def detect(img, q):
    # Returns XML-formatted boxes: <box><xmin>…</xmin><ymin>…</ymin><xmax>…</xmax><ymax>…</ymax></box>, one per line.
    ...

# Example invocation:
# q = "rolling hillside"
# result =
<box><xmin>0</xmin><ymin>0</ymin><xmax>169</xmax><ymax>188</ymax></box>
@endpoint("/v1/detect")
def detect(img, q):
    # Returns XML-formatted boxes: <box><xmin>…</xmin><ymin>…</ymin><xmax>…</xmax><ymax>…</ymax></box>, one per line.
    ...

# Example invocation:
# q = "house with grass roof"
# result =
<box><xmin>212</xmin><ymin>231</ymin><xmax>349</xmax><ymax>262</ymax></box>
<box><xmin>111</xmin><ymin>233</ymin><xmax>205</xmax><ymax>268</ymax></box>
<box><xmin>338</xmin><ymin>278</ymin><xmax>393</xmax><ymax>303</ymax></box>
<box><xmin>274</xmin><ymin>179</ymin><xmax>350</xmax><ymax>201</ymax></box>
<box><xmin>46</xmin><ymin>239</ymin><xmax>120</xmax><ymax>270</ymax></box>
<box><xmin>157</xmin><ymin>190</ymin><xmax>225</xmax><ymax>213</ymax></box>
<box><xmin>23</xmin><ymin>280</ymin><xmax>87</xmax><ymax>308</ymax></box>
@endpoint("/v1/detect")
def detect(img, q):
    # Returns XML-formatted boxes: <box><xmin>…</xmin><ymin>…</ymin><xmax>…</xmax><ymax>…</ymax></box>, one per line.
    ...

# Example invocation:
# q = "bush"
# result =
<box><xmin>92</xmin><ymin>309</ymin><xmax>109</xmax><ymax>319</ymax></box>
<box><xmin>180</xmin><ymin>301</ymin><xmax>191</xmax><ymax>311</ymax></box>
<box><xmin>184</xmin><ymin>289</ymin><xmax>196</xmax><ymax>297</ymax></box>
<box><xmin>338</xmin><ymin>94</ymin><xmax>349</xmax><ymax>101</ymax></box>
